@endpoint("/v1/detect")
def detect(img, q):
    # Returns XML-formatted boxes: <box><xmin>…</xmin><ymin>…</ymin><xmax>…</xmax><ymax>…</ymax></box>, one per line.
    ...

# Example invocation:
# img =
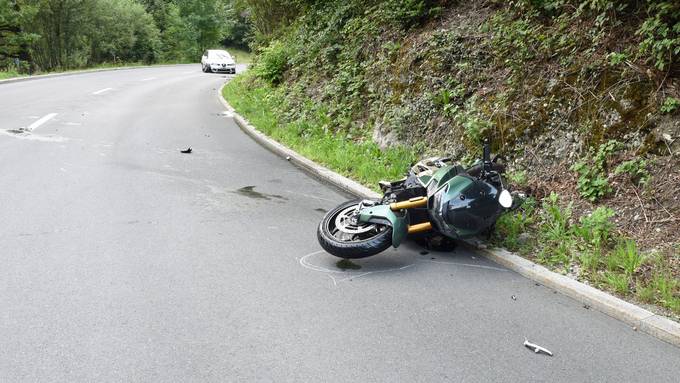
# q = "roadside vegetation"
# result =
<box><xmin>223</xmin><ymin>73</ymin><xmax>418</xmax><ymax>186</ymax></box>
<box><xmin>224</xmin><ymin>0</ymin><xmax>680</xmax><ymax>319</ymax></box>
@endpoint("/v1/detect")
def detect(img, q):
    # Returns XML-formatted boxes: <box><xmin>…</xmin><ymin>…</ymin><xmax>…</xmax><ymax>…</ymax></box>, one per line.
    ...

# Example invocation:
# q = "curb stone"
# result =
<box><xmin>0</xmin><ymin>64</ymin><xmax>195</xmax><ymax>85</ymax></box>
<box><xmin>217</xmin><ymin>83</ymin><xmax>680</xmax><ymax>348</ymax></box>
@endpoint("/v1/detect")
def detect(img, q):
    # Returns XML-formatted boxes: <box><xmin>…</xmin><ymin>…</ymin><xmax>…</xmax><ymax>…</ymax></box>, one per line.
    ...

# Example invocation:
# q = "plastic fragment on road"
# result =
<box><xmin>523</xmin><ymin>338</ymin><xmax>553</xmax><ymax>356</ymax></box>
<box><xmin>180</xmin><ymin>147</ymin><xmax>192</xmax><ymax>154</ymax></box>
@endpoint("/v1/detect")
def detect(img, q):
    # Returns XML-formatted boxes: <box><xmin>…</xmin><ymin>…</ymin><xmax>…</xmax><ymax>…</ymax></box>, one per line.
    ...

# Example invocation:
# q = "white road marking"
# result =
<box><xmin>92</xmin><ymin>87</ymin><xmax>113</xmax><ymax>95</ymax></box>
<box><xmin>25</xmin><ymin>113</ymin><xmax>57</xmax><ymax>131</ymax></box>
<box><xmin>140</xmin><ymin>77</ymin><xmax>156</xmax><ymax>81</ymax></box>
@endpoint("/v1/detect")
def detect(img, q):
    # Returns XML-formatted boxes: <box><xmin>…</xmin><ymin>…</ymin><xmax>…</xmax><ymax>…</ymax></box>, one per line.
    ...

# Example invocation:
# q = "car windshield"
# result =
<box><xmin>209</xmin><ymin>51</ymin><xmax>231</xmax><ymax>60</ymax></box>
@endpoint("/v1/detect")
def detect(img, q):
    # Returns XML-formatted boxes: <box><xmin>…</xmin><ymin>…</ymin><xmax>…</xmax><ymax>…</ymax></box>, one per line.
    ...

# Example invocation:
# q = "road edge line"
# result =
<box><xmin>0</xmin><ymin>64</ymin><xmax>195</xmax><ymax>85</ymax></box>
<box><xmin>217</xmin><ymin>83</ymin><xmax>680</xmax><ymax>348</ymax></box>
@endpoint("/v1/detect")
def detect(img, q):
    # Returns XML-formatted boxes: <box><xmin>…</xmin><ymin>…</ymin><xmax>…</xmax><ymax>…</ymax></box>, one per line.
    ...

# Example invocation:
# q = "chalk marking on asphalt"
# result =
<box><xmin>334</xmin><ymin>264</ymin><xmax>416</xmax><ymax>284</ymax></box>
<box><xmin>419</xmin><ymin>259</ymin><xmax>508</xmax><ymax>272</ymax></box>
<box><xmin>25</xmin><ymin>113</ymin><xmax>57</xmax><ymax>131</ymax></box>
<box><xmin>92</xmin><ymin>87</ymin><xmax>113</xmax><ymax>95</ymax></box>
<box><xmin>299</xmin><ymin>251</ymin><xmax>344</xmax><ymax>274</ymax></box>
<box><xmin>140</xmin><ymin>77</ymin><xmax>156</xmax><ymax>81</ymax></box>
<box><xmin>300</xmin><ymin>250</ymin><xmax>418</xmax><ymax>286</ymax></box>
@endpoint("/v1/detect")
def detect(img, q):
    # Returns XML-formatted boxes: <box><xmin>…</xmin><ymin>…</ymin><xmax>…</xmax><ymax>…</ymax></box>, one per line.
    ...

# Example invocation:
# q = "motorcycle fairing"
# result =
<box><xmin>357</xmin><ymin>205</ymin><xmax>408</xmax><ymax>248</ymax></box>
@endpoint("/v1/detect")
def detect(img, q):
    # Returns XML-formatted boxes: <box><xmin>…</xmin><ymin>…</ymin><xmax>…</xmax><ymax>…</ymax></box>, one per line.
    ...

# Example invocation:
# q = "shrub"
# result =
<box><xmin>255</xmin><ymin>40</ymin><xmax>289</xmax><ymax>84</ymax></box>
<box><xmin>637</xmin><ymin>1</ymin><xmax>680</xmax><ymax>71</ymax></box>
<box><xmin>572</xmin><ymin>140</ymin><xmax>622</xmax><ymax>201</ymax></box>
<box><xmin>614</xmin><ymin>158</ymin><xmax>651</xmax><ymax>187</ymax></box>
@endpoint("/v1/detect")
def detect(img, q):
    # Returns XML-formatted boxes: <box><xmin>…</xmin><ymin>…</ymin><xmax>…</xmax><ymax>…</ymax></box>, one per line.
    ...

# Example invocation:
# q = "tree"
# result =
<box><xmin>0</xmin><ymin>0</ymin><xmax>39</xmax><ymax>71</ymax></box>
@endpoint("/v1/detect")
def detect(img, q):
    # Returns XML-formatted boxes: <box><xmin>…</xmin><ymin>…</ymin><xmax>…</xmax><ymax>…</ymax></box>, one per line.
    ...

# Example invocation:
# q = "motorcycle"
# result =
<box><xmin>317</xmin><ymin>141</ymin><xmax>513</xmax><ymax>259</ymax></box>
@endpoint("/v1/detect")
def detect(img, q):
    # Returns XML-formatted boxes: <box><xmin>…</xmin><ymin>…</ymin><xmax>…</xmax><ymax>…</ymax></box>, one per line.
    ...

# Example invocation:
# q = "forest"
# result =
<box><xmin>0</xmin><ymin>0</ymin><xmax>251</xmax><ymax>73</ymax></box>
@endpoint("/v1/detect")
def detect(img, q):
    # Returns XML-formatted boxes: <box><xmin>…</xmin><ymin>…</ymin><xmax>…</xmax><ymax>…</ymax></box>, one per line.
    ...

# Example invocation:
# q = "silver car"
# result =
<box><xmin>201</xmin><ymin>50</ymin><xmax>236</xmax><ymax>74</ymax></box>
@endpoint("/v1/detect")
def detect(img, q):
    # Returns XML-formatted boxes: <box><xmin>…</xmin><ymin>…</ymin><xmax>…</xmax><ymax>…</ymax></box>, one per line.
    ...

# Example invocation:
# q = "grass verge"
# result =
<box><xmin>222</xmin><ymin>72</ymin><xmax>418</xmax><ymax>188</ymax></box>
<box><xmin>494</xmin><ymin>192</ymin><xmax>680</xmax><ymax>319</ymax></box>
<box><xmin>223</xmin><ymin>46</ymin><xmax>253</xmax><ymax>64</ymax></box>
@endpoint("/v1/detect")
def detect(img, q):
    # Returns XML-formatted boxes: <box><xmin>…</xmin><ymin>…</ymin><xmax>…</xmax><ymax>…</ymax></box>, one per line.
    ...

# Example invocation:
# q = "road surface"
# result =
<box><xmin>1</xmin><ymin>65</ymin><xmax>678</xmax><ymax>382</ymax></box>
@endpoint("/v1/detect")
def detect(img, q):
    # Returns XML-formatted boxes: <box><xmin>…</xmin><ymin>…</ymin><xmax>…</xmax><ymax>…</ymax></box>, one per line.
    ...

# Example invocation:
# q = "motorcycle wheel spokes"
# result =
<box><xmin>330</xmin><ymin>204</ymin><xmax>386</xmax><ymax>242</ymax></box>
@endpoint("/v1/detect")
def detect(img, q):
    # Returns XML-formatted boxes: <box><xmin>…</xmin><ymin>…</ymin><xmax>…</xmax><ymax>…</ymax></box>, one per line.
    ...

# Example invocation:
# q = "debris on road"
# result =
<box><xmin>511</xmin><ymin>295</ymin><xmax>517</xmax><ymax>301</ymax></box>
<box><xmin>180</xmin><ymin>147</ymin><xmax>192</xmax><ymax>154</ymax></box>
<box><xmin>524</xmin><ymin>338</ymin><xmax>553</xmax><ymax>356</ymax></box>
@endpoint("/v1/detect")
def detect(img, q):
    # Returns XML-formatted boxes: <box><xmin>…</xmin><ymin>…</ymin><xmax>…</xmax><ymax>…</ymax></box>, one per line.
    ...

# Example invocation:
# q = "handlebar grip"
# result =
<box><xmin>483</xmin><ymin>141</ymin><xmax>491</xmax><ymax>163</ymax></box>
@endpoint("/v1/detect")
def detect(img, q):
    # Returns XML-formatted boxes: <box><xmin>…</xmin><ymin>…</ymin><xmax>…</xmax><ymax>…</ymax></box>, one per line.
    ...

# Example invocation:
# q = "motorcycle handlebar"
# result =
<box><xmin>466</xmin><ymin>162</ymin><xmax>505</xmax><ymax>177</ymax></box>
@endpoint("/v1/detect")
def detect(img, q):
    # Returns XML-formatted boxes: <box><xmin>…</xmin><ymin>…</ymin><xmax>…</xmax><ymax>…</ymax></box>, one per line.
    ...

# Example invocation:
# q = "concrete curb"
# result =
<box><xmin>216</xmin><ymin>84</ymin><xmax>680</xmax><ymax>348</ymax></box>
<box><xmin>467</xmin><ymin>244</ymin><xmax>680</xmax><ymax>347</ymax></box>
<box><xmin>0</xmin><ymin>64</ymin><xmax>195</xmax><ymax>85</ymax></box>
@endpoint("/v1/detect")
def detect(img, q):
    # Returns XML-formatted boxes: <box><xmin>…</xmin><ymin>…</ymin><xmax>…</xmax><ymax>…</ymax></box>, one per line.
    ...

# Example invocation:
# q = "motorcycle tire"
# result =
<box><xmin>317</xmin><ymin>200</ymin><xmax>393</xmax><ymax>259</ymax></box>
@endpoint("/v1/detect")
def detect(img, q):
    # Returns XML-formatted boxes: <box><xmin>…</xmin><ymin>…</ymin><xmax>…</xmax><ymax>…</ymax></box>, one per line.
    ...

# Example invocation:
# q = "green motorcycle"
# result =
<box><xmin>317</xmin><ymin>141</ymin><xmax>513</xmax><ymax>259</ymax></box>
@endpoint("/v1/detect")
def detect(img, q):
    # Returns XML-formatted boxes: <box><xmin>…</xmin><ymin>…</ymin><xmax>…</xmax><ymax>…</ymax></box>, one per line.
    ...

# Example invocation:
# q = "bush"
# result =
<box><xmin>255</xmin><ymin>40</ymin><xmax>289</xmax><ymax>84</ymax></box>
<box><xmin>572</xmin><ymin>140</ymin><xmax>622</xmax><ymax>202</ymax></box>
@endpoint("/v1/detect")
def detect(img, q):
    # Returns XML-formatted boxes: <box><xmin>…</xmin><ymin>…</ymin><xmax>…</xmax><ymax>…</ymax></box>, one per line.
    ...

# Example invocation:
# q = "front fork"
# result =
<box><xmin>357</xmin><ymin>197</ymin><xmax>432</xmax><ymax>248</ymax></box>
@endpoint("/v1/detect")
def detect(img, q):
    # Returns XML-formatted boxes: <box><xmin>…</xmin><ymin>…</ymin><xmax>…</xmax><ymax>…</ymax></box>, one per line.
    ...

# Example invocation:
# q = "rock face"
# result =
<box><xmin>650</xmin><ymin>116</ymin><xmax>680</xmax><ymax>155</ymax></box>
<box><xmin>372</xmin><ymin>122</ymin><xmax>399</xmax><ymax>150</ymax></box>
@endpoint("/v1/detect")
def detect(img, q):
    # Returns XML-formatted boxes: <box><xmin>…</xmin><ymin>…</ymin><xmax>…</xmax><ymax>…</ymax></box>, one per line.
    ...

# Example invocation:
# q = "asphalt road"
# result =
<box><xmin>1</xmin><ymin>65</ymin><xmax>678</xmax><ymax>382</ymax></box>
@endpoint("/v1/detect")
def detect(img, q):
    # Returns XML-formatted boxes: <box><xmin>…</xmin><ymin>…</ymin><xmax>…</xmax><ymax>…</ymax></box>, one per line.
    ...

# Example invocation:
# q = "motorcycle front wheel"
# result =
<box><xmin>317</xmin><ymin>200</ymin><xmax>393</xmax><ymax>259</ymax></box>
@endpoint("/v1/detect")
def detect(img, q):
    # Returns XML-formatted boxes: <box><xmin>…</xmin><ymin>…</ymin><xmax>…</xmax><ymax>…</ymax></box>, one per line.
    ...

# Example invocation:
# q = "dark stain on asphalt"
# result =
<box><xmin>234</xmin><ymin>186</ymin><xmax>288</xmax><ymax>201</ymax></box>
<box><xmin>336</xmin><ymin>259</ymin><xmax>362</xmax><ymax>270</ymax></box>
<box><xmin>314</xmin><ymin>208</ymin><xmax>327</xmax><ymax>213</ymax></box>
<box><xmin>6</xmin><ymin>129</ymin><xmax>26</xmax><ymax>134</ymax></box>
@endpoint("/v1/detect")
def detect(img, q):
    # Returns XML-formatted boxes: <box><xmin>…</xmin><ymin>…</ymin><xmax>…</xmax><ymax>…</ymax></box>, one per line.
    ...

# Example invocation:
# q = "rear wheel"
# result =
<box><xmin>317</xmin><ymin>200</ymin><xmax>393</xmax><ymax>259</ymax></box>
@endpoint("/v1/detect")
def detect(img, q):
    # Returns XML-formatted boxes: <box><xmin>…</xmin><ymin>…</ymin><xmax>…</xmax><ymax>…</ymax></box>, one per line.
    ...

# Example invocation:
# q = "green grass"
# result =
<box><xmin>224</xmin><ymin>46</ymin><xmax>254</xmax><ymax>64</ymax></box>
<box><xmin>0</xmin><ymin>69</ymin><xmax>20</xmax><ymax>80</ymax></box>
<box><xmin>222</xmin><ymin>72</ymin><xmax>418</xmax><ymax>190</ymax></box>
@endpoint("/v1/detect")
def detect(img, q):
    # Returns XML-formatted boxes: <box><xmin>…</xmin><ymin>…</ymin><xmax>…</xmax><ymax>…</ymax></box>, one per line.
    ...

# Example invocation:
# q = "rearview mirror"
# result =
<box><xmin>499</xmin><ymin>189</ymin><xmax>513</xmax><ymax>208</ymax></box>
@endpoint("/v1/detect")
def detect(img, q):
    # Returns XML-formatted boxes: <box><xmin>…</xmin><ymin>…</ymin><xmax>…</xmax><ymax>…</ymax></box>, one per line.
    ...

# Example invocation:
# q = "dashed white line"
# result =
<box><xmin>140</xmin><ymin>77</ymin><xmax>156</xmax><ymax>81</ymax></box>
<box><xmin>25</xmin><ymin>113</ymin><xmax>57</xmax><ymax>131</ymax></box>
<box><xmin>92</xmin><ymin>87</ymin><xmax>113</xmax><ymax>95</ymax></box>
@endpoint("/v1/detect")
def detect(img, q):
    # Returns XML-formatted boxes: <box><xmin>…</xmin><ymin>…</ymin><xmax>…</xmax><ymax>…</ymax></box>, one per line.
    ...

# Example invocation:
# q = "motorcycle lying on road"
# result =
<box><xmin>317</xmin><ymin>141</ymin><xmax>513</xmax><ymax>259</ymax></box>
